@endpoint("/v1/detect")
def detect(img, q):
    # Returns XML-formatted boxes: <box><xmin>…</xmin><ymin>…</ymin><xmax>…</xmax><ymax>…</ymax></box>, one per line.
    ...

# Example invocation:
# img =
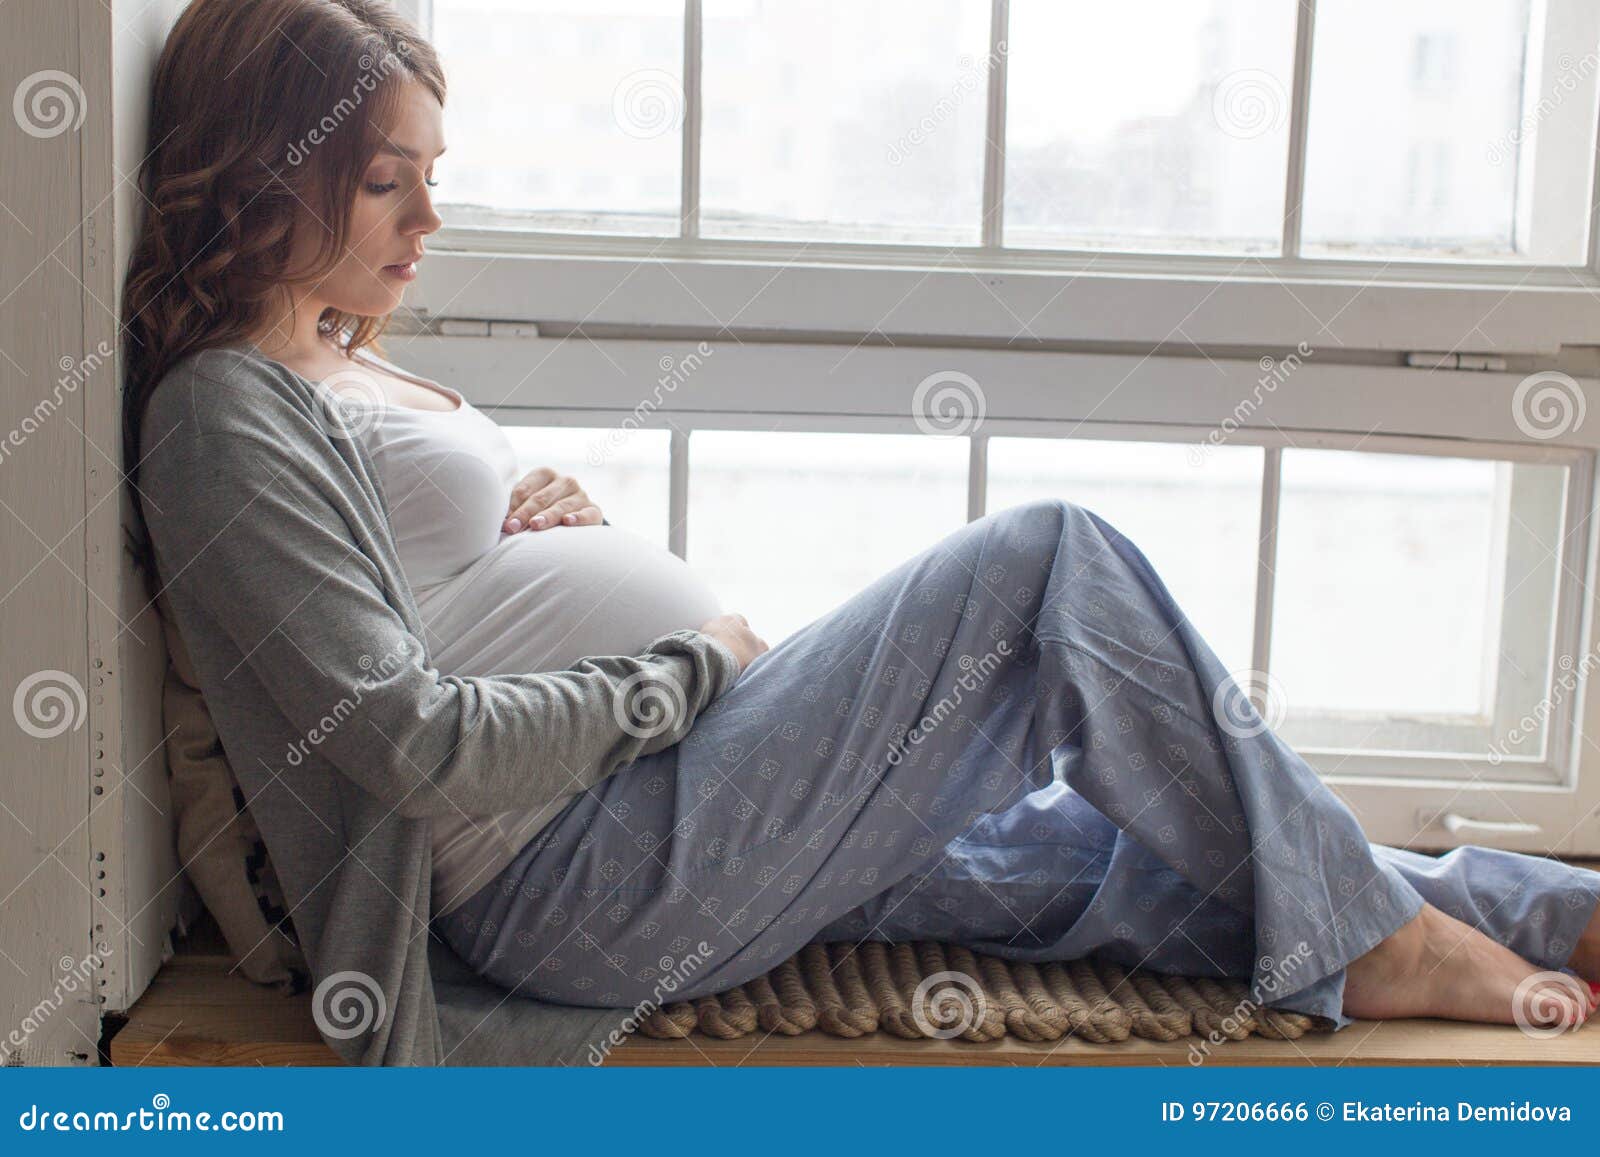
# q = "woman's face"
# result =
<box><xmin>295</xmin><ymin>79</ymin><xmax>445</xmax><ymax>320</ymax></box>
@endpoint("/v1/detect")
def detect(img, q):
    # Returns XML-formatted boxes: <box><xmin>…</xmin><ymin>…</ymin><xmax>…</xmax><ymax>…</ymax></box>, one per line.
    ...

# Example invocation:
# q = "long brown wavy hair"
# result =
<box><xmin>120</xmin><ymin>0</ymin><xmax>445</xmax><ymax>587</ymax></box>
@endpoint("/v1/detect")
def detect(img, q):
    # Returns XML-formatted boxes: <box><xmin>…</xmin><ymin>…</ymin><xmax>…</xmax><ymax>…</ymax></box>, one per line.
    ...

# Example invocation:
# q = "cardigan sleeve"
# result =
<box><xmin>139</xmin><ymin>421</ymin><xmax>743</xmax><ymax>822</ymax></box>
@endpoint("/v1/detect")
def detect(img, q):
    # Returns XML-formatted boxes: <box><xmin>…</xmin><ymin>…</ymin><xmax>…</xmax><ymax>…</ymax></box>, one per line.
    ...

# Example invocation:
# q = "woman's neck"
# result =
<box><xmin>246</xmin><ymin>292</ymin><xmax>345</xmax><ymax>366</ymax></box>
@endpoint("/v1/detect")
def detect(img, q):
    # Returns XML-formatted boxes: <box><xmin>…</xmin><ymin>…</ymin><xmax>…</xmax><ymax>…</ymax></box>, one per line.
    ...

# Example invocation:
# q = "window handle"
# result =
<box><xmin>1438</xmin><ymin>812</ymin><xmax>1543</xmax><ymax>838</ymax></box>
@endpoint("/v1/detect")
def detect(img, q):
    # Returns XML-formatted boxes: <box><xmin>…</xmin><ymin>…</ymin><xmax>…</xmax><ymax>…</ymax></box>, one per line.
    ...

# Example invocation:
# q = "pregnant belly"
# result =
<box><xmin>414</xmin><ymin>523</ymin><xmax>725</xmax><ymax>679</ymax></box>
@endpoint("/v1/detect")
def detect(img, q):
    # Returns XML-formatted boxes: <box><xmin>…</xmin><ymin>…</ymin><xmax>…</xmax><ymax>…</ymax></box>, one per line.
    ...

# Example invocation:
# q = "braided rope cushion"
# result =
<box><xmin>634</xmin><ymin>941</ymin><xmax>1335</xmax><ymax>1044</ymax></box>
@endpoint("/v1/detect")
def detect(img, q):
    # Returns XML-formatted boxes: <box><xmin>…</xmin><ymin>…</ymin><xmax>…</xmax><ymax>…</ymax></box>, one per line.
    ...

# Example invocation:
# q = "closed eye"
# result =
<box><xmin>366</xmin><ymin>177</ymin><xmax>439</xmax><ymax>194</ymax></box>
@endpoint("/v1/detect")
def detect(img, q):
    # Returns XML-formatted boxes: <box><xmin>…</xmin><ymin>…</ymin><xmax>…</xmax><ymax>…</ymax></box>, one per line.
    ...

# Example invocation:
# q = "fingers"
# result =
<box><xmin>506</xmin><ymin>472</ymin><xmax>576</xmax><ymax>526</ymax></box>
<box><xmin>504</xmin><ymin>473</ymin><xmax>585</xmax><ymax>533</ymax></box>
<box><xmin>505</xmin><ymin>466</ymin><xmax>558</xmax><ymax>511</ymax></box>
<box><xmin>503</xmin><ymin>497</ymin><xmax>604</xmax><ymax>534</ymax></box>
<box><xmin>553</xmin><ymin>505</ymin><xmax>604</xmax><ymax>528</ymax></box>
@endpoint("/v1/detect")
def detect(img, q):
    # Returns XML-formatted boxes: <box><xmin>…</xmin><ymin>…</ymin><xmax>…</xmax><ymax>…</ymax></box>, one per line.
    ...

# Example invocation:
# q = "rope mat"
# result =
<box><xmin>634</xmin><ymin>941</ymin><xmax>1335</xmax><ymax>1045</ymax></box>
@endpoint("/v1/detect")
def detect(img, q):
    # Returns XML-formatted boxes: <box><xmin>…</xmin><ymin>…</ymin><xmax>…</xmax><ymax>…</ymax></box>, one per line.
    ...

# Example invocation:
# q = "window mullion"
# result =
<box><xmin>1250</xmin><ymin>446</ymin><xmax>1283</xmax><ymax>700</ymax></box>
<box><xmin>1279</xmin><ymin>0</ymin><xmax>1317</xmax><ymax>259</ymax></box>
<box><xmin>968</xmin><ymin>434</ymin><xmax>988</xmax><ymax>522</ymax></box>
<box><xmin>670</xmin><ymin>428</ymin><xmax>691</xmax><ymax>559</ymax></box>
<box><xmin>981</xmin><ymin>0</ymin><xmax>1009</xmax><ymax>250</ymax></box>
<box><xmin>681</xmin><ymin>0</ymin><xmax>703</xmax><ymax>240</ymax></box>
<box><xmin>1586</xmin><ymin>12</ymin><xmax>1600</xmax><ymax>275</ymax></box>
<box><xmin>1589</xmin><ymin>137</ymin><xmax>1600</xmax><ymax>274</ymax></box>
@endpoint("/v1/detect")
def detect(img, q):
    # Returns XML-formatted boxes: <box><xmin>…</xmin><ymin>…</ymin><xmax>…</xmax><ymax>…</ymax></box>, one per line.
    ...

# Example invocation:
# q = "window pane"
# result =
<box><xmin>1301</xmin><ymin>0</ymin><xmax>1598</xmax><ymax>263</ymax></box>
<box><xmin>687</xmin><ymin>431</ymin><xmax>969</xmax><ymax>643</ymax></box>
<box><xmin>986</xmin><ymin>438</ymin><xmax>1263</xmax><ymax>675</ymax></box>
<box><xmin>1271</xmin><ymin>451</ymin><xmax>1566</xmax><ymax>761</ymax></box>
<box><xmin>700</xmin><ymin>0</ymin><xmax>991</xmax><ymax>244</ymax></box>
<box><xmin>1004</xmin><ymin>0</ymin><xmax>1296</xmax><ymax>254</ymax></box>
<box><xmin>432</xmin><ymin>0</ymin><xmax>683</xmax><ymax>236</ymax></box>
<box><xmin>499</xmin><ymin>424</ymin><xmax>672</xmax><ymax>546</ymax></box>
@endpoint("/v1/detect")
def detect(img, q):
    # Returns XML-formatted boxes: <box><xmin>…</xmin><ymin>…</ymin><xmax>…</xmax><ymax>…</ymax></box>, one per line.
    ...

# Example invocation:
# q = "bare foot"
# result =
<box><xmin>1341</xmin><ymin>903</ymin><xmax>1593</xmax><ymax>1029</ymax></box>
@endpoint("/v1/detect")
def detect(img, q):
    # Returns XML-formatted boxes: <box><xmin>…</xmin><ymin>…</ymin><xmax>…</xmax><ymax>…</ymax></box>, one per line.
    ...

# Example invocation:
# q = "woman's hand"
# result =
<box><xmin>503</xmin><ymin>466</ymin><xmax>604</xmax><ymax>534</ymax></box>
<box><xmin>698</xmin><ymin>613</ymin><xmax>769</xmax><ymax>675</ymax></box>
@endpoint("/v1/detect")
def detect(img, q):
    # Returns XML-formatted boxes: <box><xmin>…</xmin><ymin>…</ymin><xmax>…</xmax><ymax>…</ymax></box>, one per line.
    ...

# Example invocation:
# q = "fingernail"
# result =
<box><xmin>532</xmin><ymin>515</ymin><xmax>545</xmax><ymax>528</ymax></box>
<box><xmin>504</xmin><ymin>518</ymin><xmax>521</xmax><ymax>533</ymax></box>
<box><xmin>563</xmin><ymin>513</ymin><xmax>576</xmax><ymax>524</ymax></box>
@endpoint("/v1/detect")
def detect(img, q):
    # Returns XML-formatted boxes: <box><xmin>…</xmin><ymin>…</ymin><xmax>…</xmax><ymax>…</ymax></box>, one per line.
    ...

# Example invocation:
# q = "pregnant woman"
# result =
<box><xmin>124</xmin><ymin>0</ymin><xmax>1600</xmax><ymax>1037</ymax></box>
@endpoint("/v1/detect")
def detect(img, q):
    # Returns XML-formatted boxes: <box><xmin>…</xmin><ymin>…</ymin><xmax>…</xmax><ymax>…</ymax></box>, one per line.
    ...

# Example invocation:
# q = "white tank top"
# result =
<box><xmin>315</xmin><ymin>348</ymin><xmax>725</xmax><ymax>917</ymax></box>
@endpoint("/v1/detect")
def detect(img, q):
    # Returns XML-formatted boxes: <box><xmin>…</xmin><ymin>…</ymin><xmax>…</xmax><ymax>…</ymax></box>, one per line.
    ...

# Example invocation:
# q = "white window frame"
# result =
<box><xmin>383</xmin><ymin>1</ymin><xmax>1600</xmax><ymax>856</ymax></box>
<box><xmin>394</xmin><ymin>0</ymin><xmax>1600</xmax><ymax>350</ymax></box>
<box><xmin>375</xmin><ymin>331</ymin><xmax>1600</xmax><ymax>855</ymax></box>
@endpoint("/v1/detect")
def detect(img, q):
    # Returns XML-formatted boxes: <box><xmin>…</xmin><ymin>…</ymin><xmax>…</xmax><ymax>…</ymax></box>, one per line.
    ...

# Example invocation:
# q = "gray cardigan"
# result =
<box><xmin>137</xmin><ymin>344</ymin><xmax>743</xmax><ymax>1065</ymax></box>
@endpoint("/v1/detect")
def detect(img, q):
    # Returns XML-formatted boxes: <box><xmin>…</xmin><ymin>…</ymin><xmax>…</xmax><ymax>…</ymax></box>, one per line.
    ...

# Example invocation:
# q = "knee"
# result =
<box><xmin>996</xmin><ymin>497</ymin><xmax>1098</xmax><ymax>536</ymax></box>
<box><xmin>998</xmin><ymin>496</ymin><xmax>1079</xmax><ymax>523</ymax></box>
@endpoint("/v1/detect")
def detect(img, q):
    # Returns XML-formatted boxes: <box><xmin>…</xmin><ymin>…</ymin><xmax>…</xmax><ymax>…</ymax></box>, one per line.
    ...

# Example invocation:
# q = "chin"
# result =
<box><xmin>337</xmin><ymin>288</ymin><xmax>404</xmax><ymax>317</ymax></box>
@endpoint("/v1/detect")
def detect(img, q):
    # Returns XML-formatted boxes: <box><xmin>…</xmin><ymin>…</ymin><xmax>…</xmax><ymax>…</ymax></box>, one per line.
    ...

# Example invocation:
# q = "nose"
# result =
<box><xmin>404</xmin><ymin>182</ymin><xmax>443</xmax><ymax>238</ymax></box>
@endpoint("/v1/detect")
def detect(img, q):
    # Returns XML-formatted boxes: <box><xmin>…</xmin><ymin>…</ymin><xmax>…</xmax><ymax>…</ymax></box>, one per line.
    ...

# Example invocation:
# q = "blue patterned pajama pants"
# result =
<box><xmin>437</xmin><ymin>499</ymin><xmax>1600</xmax><ymax>1028</ymax></box>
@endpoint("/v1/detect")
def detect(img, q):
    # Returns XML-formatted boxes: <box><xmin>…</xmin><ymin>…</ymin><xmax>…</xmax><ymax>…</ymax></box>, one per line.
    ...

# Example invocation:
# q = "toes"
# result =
<box><xmin>1512</xmin><ymin>971</ymin><xmax>1592</xmax><ymax>1033</ymax></box>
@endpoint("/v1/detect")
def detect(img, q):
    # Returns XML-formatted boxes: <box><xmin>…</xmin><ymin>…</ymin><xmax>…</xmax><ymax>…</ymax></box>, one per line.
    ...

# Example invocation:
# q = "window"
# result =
<box><xmin>1269</xmin><ymin>450</ymin><xmax>1572</xmax><ymax>778</ymax></box>
<box><xmin>987</xmin><ymin>437</ymin><xmax>1263</xmax><ymax>674</ymax></box>
<box><xmin>1004</xmin><ymin>0</ymin><xmax>1297</xmax><ymax>254</ymax></box>
<box><xmin>424</xmin><ymin>0</ymin><xmax>1600</xmax><ymax>266</ymax></box>
<box><xmin>687</xmin><ymin>431</ymin><xmax>970</xmax><ymax>638</ymax></box>
<box><xmin>1300</xmin><ymin>0</ymin><xmax>1591</xmax><ymax>262</ymax></box>
<box><xmin>429</xmin><ymin>0</ymin><xmax>683</xmax><ymax>235</ymax></box>
<box><xmin>699</xmin><ymin>0</ymin><xmax>990</xmax><ymax>244</ymax></box>
<box><xmin>390</xmin><ymin>1</ymin><xmax>1600</xmax><ymax>853</ymax></box>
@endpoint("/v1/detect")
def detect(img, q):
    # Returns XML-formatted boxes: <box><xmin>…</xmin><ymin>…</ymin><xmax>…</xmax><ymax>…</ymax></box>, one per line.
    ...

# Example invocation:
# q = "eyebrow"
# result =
<box><xmin>376</xmin><ymin>141</ymin><xmax>447</xmax><ymax>162</ymax></box>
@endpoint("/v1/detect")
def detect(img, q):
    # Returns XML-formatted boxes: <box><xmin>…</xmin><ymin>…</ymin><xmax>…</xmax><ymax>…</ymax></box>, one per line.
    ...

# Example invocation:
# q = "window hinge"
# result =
<box><xmin>432</xmin><ymin>318</ymin><xmax>542</xmax><ymax>339</ymax></box>
<box><xmin>1405</xmin><ymin>351</ymin><xmax>1511</xmax><ymax>372</ymax></box>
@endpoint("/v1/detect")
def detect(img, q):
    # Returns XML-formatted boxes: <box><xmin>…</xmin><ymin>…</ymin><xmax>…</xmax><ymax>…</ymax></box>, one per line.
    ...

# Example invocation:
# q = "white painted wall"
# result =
<box><xmin>0</xmin><ymin>0</ymin><xmax>186</xmax><ymax>1067</ymax></box>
